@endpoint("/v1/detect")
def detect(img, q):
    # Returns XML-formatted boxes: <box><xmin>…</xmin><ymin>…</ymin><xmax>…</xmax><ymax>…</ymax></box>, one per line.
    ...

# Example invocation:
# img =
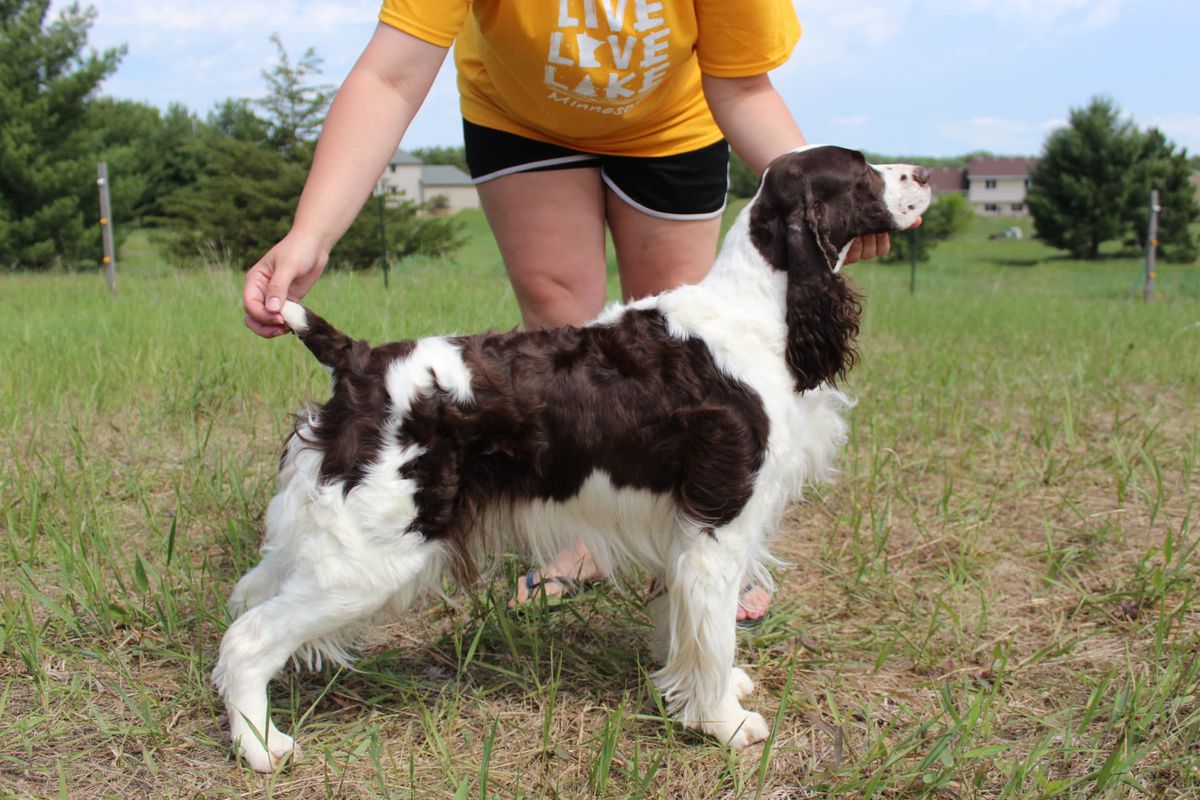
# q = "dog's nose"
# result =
<box><xmin>912</xmin><ymin>167</ymin><xmax>930</xmax><ymax>187</ymax></box>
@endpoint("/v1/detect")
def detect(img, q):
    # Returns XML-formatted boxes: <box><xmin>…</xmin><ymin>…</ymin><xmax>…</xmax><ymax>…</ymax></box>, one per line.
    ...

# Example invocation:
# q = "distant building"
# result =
<box><xmin>377</xmin><ymin>149</ymin><xmax>479</xmax><ymax>213</ymax></box>
<box><xmin>966</xmin><ymin>157</ymin><xmax>1037</xmax><ymax>216</ymax></box>
<box><xmin>927</xmin><ymin>166</ymin><xmax>968</xmax><ymax>198</ymax></box>
<box><xmin>419</xmin><ymin>164</ymin><xmax>480</xmax><ymax>213</ymax></box>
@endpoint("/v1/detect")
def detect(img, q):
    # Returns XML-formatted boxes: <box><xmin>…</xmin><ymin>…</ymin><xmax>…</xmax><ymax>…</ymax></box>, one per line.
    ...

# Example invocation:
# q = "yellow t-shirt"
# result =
<box><xmin>378</xmin><ymin>0</ymin><xmax>801</xmax><ymax>157</ymax></box>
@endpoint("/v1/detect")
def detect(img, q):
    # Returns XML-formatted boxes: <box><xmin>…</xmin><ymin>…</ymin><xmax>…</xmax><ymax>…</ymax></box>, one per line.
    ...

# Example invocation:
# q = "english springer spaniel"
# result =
<box><xmin>214</xmin><ymin>145</ymin><xmax>931</xmax><ymax>771</ymax></box>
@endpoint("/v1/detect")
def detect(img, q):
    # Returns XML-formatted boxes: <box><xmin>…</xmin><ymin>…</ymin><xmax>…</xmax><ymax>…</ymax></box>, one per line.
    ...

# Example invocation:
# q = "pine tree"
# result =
<box><xmin>162</xmin><ymin>36</ymin><xmax>462</xmax><ymax>269</ymax></box>
<box><xmin>1123</xmin><ymin>127</ymin><xmax>1198</xmax><ymax>262</ymax></box>
<box><xmin>1027</xmin><ymin>97</ymin><xmax>1140</xmax><ymax>259</ymax></box>
<box><xmin>0</xmin><ymin>0</ymin><xmax>123</xmax><ymax>269</ymax></box>
<box><xmin>256</xmin><ymin>33</ymin><xmax>332</xmax><ymax>162</ymax></box>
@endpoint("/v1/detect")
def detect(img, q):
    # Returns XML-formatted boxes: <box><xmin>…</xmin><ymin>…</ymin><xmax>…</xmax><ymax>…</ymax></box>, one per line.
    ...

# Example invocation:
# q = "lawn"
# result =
<box><xmin>1</xmin><ymin>210</ymin><xmax>1198</xmax><ymax>799</ymax></box>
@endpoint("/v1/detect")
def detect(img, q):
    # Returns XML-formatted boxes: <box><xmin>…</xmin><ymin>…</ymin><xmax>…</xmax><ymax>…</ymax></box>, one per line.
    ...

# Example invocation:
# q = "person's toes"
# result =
<box><xmin>739</xmin><ymin>583</ymin><xmax>771</xmax><ymax>620</ymax></box>
<box><xmin>509</xmin><ymin>571</ymin><xmax>568</xmax><ymax>609</ymax></box>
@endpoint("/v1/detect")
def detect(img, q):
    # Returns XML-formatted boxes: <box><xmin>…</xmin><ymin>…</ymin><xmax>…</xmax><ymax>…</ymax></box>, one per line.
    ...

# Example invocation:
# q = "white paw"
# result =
<box><xmin>236</xmin><ymin>726</ymin><xmax>298</xmax><ymax>773</ymax></box>
<box><xmin>700</xmin><ymin>708</ymin><xmax>770</xmax><ymax>749</ymax></box>
<box><xmin>725</xmin><ymin>710</ymin><xmax>770</xmax><ymax>749</ymax></box>
<box><xmin>731</xmin><ymin>667</ymin><xmax>755</xmax><ymax>700</ymax></box>
<box><xmin>700</xmin><ymin>705</ymin><xmax>772</xmax><ymax>753</ymax></box>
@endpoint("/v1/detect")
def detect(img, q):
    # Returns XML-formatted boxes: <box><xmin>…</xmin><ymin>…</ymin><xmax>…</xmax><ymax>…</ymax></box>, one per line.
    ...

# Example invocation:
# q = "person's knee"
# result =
<box><xmin>510</xmin><ymin>268</ymin><xmax>605</xmax><ymax>328</ymax></box>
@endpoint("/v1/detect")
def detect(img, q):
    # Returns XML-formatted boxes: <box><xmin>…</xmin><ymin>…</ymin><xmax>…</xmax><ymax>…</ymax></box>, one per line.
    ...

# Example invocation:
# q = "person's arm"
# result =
<box><xmin>701</xmin><ymin>73</ymin><xmax>891</xmax><ymax>262</ymax></box>
<box><xmin>244</xmin><ymin>24</ymin><xmax>449</xmax><ymax>336</ymax></box>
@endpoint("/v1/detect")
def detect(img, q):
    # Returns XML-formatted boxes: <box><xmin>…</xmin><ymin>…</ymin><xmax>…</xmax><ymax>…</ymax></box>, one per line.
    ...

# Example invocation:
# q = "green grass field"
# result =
<box><xmin>2</xmin><ymin>209</ymin><xmax>1198</xmax><ymax>799</ymax></box>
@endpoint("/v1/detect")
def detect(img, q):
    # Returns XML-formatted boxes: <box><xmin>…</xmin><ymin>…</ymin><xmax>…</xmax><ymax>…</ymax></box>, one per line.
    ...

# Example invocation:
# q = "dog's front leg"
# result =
<box><xmin>650</xmin><ymin>528</ymin><xmax>770</xmax><ymax>748</ymax></box>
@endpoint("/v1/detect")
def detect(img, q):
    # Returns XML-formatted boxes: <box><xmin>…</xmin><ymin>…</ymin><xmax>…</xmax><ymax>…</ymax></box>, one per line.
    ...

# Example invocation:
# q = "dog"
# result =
<box><xmin>214</xmin><ymin>145</ymin><xmax>931</xmax><ymax>771</ymax></box>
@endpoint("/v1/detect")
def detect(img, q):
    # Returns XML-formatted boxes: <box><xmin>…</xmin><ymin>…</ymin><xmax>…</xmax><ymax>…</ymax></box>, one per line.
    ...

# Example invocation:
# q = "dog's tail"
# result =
<box><xmin>280</xmin><ymin>301</ymin><xmax>356</xmax><ymax>373</ymax></box>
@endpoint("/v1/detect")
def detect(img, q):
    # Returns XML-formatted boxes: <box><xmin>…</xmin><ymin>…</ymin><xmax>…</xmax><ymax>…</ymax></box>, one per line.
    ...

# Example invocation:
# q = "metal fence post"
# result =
<box><xmin>98</xmin><ymin>162</ymin><xmax>116</xmax><ymax>293</ymax></box>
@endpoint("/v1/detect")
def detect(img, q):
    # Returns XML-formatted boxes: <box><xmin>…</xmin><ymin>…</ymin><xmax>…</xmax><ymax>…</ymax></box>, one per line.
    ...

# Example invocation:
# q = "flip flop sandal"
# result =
<box><xmin>736</xmin><ymin>581</ymin><xmax>771</xmax><ymax>628</ymax></box>
<box><xmin>511</xmin><ymin>571</ymin><xmax>596</xmax><ymax>614</ymax></box>
<box><xmin>645</xmin><ymin>579</ymin><xmax>771</xmax><ymax>628</ymax></box>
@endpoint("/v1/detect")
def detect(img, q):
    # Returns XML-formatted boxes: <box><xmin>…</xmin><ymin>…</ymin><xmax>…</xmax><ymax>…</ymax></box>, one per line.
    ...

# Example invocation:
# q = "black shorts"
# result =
<box><xmin>462</xmin><ymin>120</ymin><xmax>729</xmax><ymax>221</ymax></box>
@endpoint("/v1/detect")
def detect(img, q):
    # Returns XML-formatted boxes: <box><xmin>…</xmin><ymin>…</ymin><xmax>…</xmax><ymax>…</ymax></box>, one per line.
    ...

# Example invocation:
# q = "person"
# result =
<box><xmin>242</xmin><ymin>1</ymin><xmax>892</xmax><ymax>624</ymax></box>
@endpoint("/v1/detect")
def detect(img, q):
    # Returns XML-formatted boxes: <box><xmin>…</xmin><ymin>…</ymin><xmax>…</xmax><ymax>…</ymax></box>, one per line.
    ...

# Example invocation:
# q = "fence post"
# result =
<box><xmin>97</xmin><ymin>162</ymin><xmax>116</xmax><ymax>293</ymax></box>
<box><xmin>377</xmin><ymin>186</ymin><xmax>390</xmax><ymax>289</ymax></box>
<box><xmin>909</xmin><ymin>226</ymin><xmax>919</xmax><ymax>294</ymax></box>
<box><xmin>1143</xmin><ymin>189</ymin><xmax>1160</xmax><ymax>302</ymax></box>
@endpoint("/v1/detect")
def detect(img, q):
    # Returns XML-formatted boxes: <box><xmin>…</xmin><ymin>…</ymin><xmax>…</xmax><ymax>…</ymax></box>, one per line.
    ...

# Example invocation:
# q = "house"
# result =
<box><xmin>377</xmin><ymin>149</ymin><xmax>480</xmax><ymax>213</ymax></box>
<box><xmin>419</xmin><ymin>164</ymin><xmax>480</xmax><ymax>213</ymax></box>
<box><xmin>966</xmin><ymin>157</ymin><xmax>1037</xmax><ymax>216</ymax></box>
<box><xmin>927</xmin><ymin>166</ymin><xmax>968</xmax><ymax>198</ymax></box>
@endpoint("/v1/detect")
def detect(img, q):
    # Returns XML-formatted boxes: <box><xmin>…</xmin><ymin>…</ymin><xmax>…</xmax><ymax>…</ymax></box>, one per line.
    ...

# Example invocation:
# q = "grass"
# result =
<box><xmin>1</xmin><ymin>210</ymin><xmax>1198</xmax><ymax>798</ymax></box>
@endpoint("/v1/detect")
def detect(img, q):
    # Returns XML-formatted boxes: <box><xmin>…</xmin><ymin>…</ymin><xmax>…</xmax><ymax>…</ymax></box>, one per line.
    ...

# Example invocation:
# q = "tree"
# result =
<box><xmin>207</xmin><ymin>98</ymin><xmax>270</xmax><ymax>145</ymax></box>
<box><xmin>728</xmin><ymin>151</ymin><xmax>759</xmax><ymax>198</ymax></box>
<box><xmin>163</xmin><ymin>133</ymin><xmax>462</xmax><ymax>269</ymax></box>
<box><xmin>1123</xmin><ymin>127</ymin><xmax>1198</xmax><ymax>262</ymax></box>
<box><xmin>1027</xmin><ymin>97</ymin><xmax>1140</xmax><ymax>259</ymax></box>
<box><xmin>86</xmin><ymin>99</ymin><xmax>204</xmax><ymax>227</ymax></box>
<box><xmin>161</xmin><ymin>134</ymin><xmax>307</xmax><ymax>265</ymax></box>
<box><xmin>885</xmin><ymin>192</ymin><xmax>973</xmax><ymax>263</ymax></box>
<box><xmin>0</xmin><ymin>0</ymin><xmax>124</xmax><ymax>269</ymax></box>
<box><xmin>410</xmin><ymin>145</ymin><xmax>468</xmax><ymax>174</ymax></box>
<box><xmin>256</xmin><ymin>33</ymin><xmax>332</xmax><ymax>161</ymax></box>
<box><xmin>162</xmin><ymin>36</ymin><xmax>462</xmax><ymax>269</ymax></box>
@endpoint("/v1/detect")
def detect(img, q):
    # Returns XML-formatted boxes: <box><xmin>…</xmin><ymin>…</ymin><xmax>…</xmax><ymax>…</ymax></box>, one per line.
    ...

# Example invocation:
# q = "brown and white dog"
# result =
<box><xmin>214</xmin><ymin>145</ymin><xmax>931</xmax><ymax>771</ymax></box>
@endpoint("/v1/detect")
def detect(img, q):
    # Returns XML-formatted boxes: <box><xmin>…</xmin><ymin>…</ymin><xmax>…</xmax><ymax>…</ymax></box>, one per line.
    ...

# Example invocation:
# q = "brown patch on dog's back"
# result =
<box><xmin>394</xmin><ymin>310</ymin><xmax>770</xmax><ymax>583</ymax></box>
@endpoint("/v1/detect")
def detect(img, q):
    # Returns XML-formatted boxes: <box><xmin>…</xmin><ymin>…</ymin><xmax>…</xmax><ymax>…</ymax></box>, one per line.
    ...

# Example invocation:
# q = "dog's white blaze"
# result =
<box><xmin>280</xmin><ymin>301</ymin><xmax>309</xmax><ymax>334</ymax></box>
<box><xmin>873</xmin><ymin>164</ymin><xmax>932</xmax><ymax>231</ymax></box>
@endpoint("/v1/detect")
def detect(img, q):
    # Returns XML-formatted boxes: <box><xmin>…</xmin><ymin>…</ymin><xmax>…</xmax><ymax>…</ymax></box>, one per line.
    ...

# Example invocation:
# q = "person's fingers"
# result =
<box><xmin>243</xmin><ymin>261</ymin><xmax>277</xmax><ymax>325</ymax></box>
<box><xmin>265</xmin><ymin>260</ymin><xmax>301</xmax><ymax>316</ymax></box>
<box><xmin>244</xmin><ymin>312</ymin><xmax>287</xmax><ymax>337</ymax></box>
<box><xmin>859</xmin><ymin>235</ymin><xmax>880</xmax><ymax>261</ymax></box>
<box><xmin>875</xmin><ymin>232</ymin><xmax>891</xmax><ymax>258</ymax></box>
<box><xmin>844</xmin><ymin>237</ymin><xmax>865</xmax><ymax>265</ymax></box>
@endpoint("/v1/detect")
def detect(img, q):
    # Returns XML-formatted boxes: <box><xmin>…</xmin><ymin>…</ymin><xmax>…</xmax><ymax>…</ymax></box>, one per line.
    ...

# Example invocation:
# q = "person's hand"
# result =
<box><xmin>844</xmin><ymin>232</ymin><xmax>889</xmax><ymax>264</ymax></box>
<box><xmin>243</xmin><ymin>232</ymin><xmax>330</xmax><ymax>337</ymax></box>
<box><xmin>843</xmin><ymin>216</ymin><xmax>923</xmax><ymax>265</ymax></box>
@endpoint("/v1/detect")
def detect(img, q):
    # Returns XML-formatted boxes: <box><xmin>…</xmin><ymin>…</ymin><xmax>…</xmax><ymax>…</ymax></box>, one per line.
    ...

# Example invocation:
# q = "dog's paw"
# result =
<box><xmin>724</xmin><ymin>710</ymin><xmax>770</xmax><ymax>749</ymax></box>
<box><xmin>236</xmin><ymin>728</ymin><xmax>298</xmax><ymax>773</ymax></box>
<box><xmin>730</xmin><ymin>667</ymin><xmax>755</xmax><ymax>700</ymax></box>
<box><xmin>698</xmin><ymin>707</ymin><xmax>770</xmax><ymax>749</ymax></box>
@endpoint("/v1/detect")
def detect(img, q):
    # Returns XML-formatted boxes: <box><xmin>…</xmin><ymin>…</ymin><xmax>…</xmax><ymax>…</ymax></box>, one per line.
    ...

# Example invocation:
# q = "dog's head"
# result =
<box><xmin>748</xmin><ymin>145</ymin><xmax>932</xmax><ymax>392</ymax></box>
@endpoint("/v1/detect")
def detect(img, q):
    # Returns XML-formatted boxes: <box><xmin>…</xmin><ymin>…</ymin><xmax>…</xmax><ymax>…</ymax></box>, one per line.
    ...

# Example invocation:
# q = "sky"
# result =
<box><xmin>64</xmin><ymin>0</ymin><xmax>1200</xmax><ymax>158</ymax></box>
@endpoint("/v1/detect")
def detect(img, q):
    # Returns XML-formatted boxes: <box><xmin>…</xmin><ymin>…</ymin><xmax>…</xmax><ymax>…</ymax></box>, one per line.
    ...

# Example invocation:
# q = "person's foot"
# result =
<box><xmin>509</xmin><ymin>539</ymin><xmax>606</xmax><ymax>609</ymax></box>
<box><xmin>736</xmin><ymin>581</ymin><xmax>771</xmax><ymax>626</ymax></box>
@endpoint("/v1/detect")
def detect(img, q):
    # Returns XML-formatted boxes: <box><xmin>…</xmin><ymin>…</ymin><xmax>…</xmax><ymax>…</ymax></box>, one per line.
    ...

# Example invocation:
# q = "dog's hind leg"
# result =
<box><xmin>650</xmin><ymin>525</ymin><xmax>770</xmax><ymax>749</ymax></box>
<box><xmin>213</xmin><ymin>542</ymin><xmax>443</xmax><ymax>772</ymax></box>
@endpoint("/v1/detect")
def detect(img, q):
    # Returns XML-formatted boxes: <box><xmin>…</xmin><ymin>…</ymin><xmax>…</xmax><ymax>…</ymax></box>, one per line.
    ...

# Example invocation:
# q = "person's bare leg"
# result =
<box><xmin>477</xmin><ymin>169</ymin><xmax>610</xmax><ymax>605</ymax></box>
<box><xmin>606</xmin><ymin>192</ymin><xmax>771</xmax><ymax>623</ymax></box>
<box><xmin>605</xmin><ymin>192</ymin><xmax>719</xmax><ymax>301</ymax></box>
<box><xmin>478</xmin><ymin>168</ymin><xmax>609</xmax><ymax>329</ymax></box>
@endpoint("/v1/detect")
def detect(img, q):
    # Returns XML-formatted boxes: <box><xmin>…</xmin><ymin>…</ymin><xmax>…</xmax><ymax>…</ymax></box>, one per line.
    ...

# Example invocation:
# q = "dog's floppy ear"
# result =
<box><xmin>780</xmin><ymin>175</ymin><xmax>862</xmax><ymax>393</ymax></box>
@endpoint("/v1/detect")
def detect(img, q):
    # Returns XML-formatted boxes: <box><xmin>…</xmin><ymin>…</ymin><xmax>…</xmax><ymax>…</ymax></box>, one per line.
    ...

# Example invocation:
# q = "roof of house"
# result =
<box><xmin>420</xmin><ymin>164</ymin><xmax>473</xmax><ymax>186</ymax></box>
<box><xmin>928</xmin><ymin>166</ymin><xmax>968</xmax><ymax>193</ymax></box>
<box><xmin>968</xmin><ymin>157</ymin><xmax>1037</xmax><ymax>178</ymax></box>
<box><xmin>389</xmin><ymin>148</ymin><xmax>423</xmax><ymax>166</ymax></box>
